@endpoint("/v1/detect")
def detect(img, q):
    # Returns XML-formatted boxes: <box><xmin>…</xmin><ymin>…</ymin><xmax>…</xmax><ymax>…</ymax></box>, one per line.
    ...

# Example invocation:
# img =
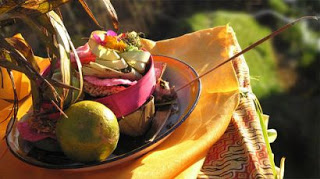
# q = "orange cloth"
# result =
<box><xmin>0</xmin><ymin>68</ymin><xmax>30</xmax><ymax>100</ymax></box>
<box><xmin>0</xmin><ymin>26</ymin><xmax>240</xmax><ymax>178</ymax></box>
<box><xmin>0</xmin><ymin>56</ymin><xmax>50</xmax><ymax>101</ymax></box>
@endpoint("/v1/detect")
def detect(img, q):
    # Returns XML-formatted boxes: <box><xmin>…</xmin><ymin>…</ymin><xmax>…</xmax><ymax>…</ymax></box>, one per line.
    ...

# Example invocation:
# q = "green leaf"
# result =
<box><xmin>279</xmin><ymin>157</ymin><xmax>286</xmax><ymax>179</ymax></box>
<box><xmin>252</xmin><ymin>94</ymin><xmax>277</xmax><ymax>178</ymax></box>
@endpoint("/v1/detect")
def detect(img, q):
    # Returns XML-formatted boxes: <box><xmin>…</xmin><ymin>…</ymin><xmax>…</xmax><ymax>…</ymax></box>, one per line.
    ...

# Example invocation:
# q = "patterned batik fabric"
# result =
<box><xmin>198</xmin><ymin>47</ymin><xmax>274</xmax><ymax>179</ymax></box>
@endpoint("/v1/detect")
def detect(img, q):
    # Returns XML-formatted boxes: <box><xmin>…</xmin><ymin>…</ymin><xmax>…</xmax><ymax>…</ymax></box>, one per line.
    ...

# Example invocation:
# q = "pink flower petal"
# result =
<box><xmin>93</xmin><ymin>33</ymin><xmax>105</xmax><ymax>45</ymax></box>
<box><xmin>71</xmin><ymin>43</ymin><xmax>96</xmax><ymax>64</ymax></box>
<box><xmin>106</xmin><ymin>30</ymin><xmax>117</xmax><ymax>37</ymax></box>
<box><xmin>84</xmin><ymin>76</ymin><xmax>137</xmax><ymax>86</ymax></box>
<box><xmin>17</xmin><ymin>122</ymin><xmax>55</xmax><ymax>142</ymax></box>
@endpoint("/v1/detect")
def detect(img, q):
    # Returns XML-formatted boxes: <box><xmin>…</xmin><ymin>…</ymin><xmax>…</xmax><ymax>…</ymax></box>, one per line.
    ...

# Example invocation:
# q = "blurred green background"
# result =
<box><xmin>1</xmin><ymin>0</ymin><xmax>319</xmax><ymax>178</ymax></box>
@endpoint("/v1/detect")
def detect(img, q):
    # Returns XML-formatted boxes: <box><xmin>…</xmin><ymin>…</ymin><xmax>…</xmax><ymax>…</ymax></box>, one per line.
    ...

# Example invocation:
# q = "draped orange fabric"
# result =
<box><xmin>0</xmin><ymin>26</ymin><xmax>240</xmax><ymax>178</ymax></box>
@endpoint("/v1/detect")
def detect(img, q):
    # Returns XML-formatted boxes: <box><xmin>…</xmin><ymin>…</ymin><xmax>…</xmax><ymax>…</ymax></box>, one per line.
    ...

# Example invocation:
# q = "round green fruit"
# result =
<box><xmin>56</xmin><ymin>100</ymin><xmax>119</xmax><ymax>162</ymax></box>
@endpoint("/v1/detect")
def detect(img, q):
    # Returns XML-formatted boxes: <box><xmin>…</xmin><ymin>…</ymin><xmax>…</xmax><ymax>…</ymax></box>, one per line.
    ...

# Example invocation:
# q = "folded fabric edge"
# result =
<box><xmin>197</xmin><ymin>23</ymin><xmax>279</xmax><ymax>178</ymax></box>
<box><xmin>175</xmin><ymin>157</ymin><xmax>206</xmax><ymax>179</ymax></box>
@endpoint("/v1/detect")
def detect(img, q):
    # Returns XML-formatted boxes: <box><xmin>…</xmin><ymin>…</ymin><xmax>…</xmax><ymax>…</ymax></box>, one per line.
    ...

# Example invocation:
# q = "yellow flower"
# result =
<box><xmin>103</xmin><ymin>36</ymin><xmax>127</xmax><ymax>52</ymax></box>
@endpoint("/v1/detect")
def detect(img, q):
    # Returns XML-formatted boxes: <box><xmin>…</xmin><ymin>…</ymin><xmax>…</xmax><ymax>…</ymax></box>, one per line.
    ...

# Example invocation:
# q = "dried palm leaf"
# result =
<box><xmin>48</xmin><ymin>11</ymin><xmax>83</xmax><ymax>104</ymax></box>
<box><xmin>81</xmin><ymin>0</ymin><xmax>119</xmax><ymax>30</ymax></box>
<box><xmin>0</xmin><ymin>34</ymin><xmax>60</xmax><ymax>112</ymax></box>
<box><xmin>0</xmin><ymin>1</ymin><xmax>21</xmax><ymax>15</ymax></box>
<box><xmin>0</xmin><ymin>0</ymin><xmax>116</xmax><ymax>143</ymax></box>
<box><xmin>100</xmin><ymin>0</ymin><xmax>119</xmax><ymax>30</ymax></box>
<box><xmin>0</xmin><ymin>0</ymin><xmax>118</xmax><ymax>30</ymax></box>
<box><xmin>102</xmin><ymin>0</ymin><xmax>119</xmax><ymax>30</ymax></box>
<box><xmin>0</xmin><ymin>0</ymin><xmax>71</xmax><ymax>18</ymax></box>
<box><xmin>6</xmin><ymin>33</ymin><xmax>40</xmax><ymax>72</ymax></box>
<box><xmin>48</xmin><ymin>11</ymin><xmax>71</xmax><ymax>107</ymax></box>
<box><xmin>25</xmin><ymin>14</ymin><xmax>56</xmax><ymax>46</ymax></box>
<box><xmin>78</xmin><ymin>0</ymin><xmax>103</xmax><ymax>29</ymax></box>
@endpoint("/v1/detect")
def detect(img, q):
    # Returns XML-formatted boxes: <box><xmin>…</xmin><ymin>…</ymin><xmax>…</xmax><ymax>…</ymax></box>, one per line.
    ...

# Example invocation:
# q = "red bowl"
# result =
<box><xmin>95</xmin><ymin>56</ymin><xmax>156</xmax><ymax>118</ymax></box>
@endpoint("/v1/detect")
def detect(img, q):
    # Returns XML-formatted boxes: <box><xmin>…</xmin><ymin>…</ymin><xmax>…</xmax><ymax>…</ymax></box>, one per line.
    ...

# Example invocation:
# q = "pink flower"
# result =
<box><xmin>106</xmin><ymin>30</ymin><xmax>117</xmax><ymax>37</ymax></box>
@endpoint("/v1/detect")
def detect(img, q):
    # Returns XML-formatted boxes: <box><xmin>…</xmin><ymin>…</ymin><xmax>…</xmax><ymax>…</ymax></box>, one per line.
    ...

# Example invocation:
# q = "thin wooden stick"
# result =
<box><xmin>3</xmin><ymin>69</ymin><xmax>18</xmax><ymax>140</ymax></box>
<box><xmin>50</xmin><ymin>100</ymin><xmax>68</xmax><ymax>118</ymax></box>
<box><xmin>175</xmin><ymin>16</ymin><xmax>318</xmax><ymax>92</ymax></box>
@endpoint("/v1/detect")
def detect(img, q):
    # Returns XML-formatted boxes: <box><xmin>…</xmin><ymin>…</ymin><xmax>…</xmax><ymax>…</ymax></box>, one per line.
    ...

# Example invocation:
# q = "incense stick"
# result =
<box><xmin>175</xmin><ymin>16</ymin><xmax>318</xmax><ymax>92</ymax></box>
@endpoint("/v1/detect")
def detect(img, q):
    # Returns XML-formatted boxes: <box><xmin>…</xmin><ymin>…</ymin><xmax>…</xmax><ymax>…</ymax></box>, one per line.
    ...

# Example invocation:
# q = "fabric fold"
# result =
<box><xmin>0</xmin><ymin>26</ymin><xmax>241</xmax><ymax>178</ymax></box>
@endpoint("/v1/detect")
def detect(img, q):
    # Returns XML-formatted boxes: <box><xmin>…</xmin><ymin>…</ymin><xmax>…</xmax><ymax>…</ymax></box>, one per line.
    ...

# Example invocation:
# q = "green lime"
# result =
<box><xmin>56</xmin><ymin>100</ymin><xmax>119</xmax><ymax>162</ymax></box>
